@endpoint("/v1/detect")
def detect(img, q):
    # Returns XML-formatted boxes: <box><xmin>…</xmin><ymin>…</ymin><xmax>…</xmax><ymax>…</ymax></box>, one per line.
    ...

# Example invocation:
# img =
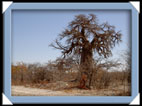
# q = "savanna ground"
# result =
<box><xmin>12</xmin><ymin>84</ymin><xmax>130</xmax><ymax>96</ymax></box>
<box><xmin>11</xmin><ymin>67</ymin><xmax>131</xmax><ymax>96</ymax></box>
<box><xmin>11</xmin><ymin>56</ymin><xmax>131</xmax><ymax>96</ymax></box>
<box><xmin>11</xmin><ymin>57</ymin><xmax>131</xmax><ymax>96</ymax></box>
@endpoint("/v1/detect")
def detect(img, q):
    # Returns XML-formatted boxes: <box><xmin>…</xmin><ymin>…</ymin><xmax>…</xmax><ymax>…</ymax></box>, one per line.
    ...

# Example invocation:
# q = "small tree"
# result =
<box><xmin>91</xmin><ymin>57</ymin><xmax>121</xmax><ymax>89</ymax></box>
<box><xmin>50</xmin><ymin>14</ymin><xmax>122</xmax><ymax>89</ymax></box>
<box><xmin>121</xmin><ymin>50</ymin><xmax>131</xmax><ymax>95</ymax></box>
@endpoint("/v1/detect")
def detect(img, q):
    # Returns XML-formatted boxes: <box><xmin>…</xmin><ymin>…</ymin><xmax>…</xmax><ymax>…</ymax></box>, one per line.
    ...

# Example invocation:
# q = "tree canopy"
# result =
<box><xmin>50</xmin><ymin>14</ymin><xmax>122</xmax><ymax>58</ymax></box>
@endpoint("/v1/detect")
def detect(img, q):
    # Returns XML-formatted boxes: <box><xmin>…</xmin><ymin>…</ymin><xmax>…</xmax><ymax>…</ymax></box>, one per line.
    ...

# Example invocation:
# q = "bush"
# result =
<box><xmin>92</xmin><ymin>69</ymin><xmax>111</xmax><ymax>89</ymax></box>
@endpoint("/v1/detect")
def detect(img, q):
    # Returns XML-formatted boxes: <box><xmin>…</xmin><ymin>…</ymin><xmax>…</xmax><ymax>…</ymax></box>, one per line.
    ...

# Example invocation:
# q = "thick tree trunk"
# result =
<box><xmin>78</xmin><ymin>44</ymin><xmax>94</xmax><ymax>89</ymax></box>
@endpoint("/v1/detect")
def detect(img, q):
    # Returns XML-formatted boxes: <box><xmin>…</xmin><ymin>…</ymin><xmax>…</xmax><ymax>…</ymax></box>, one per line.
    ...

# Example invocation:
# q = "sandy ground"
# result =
<box><xmin>12</xmin><ymin>86</ymin><xmax>67</xmax><ymax>96</ymax></box>
<box><xmin>11</xmin><ymin>85</ymin><xmax>130</xmax><ymax>96</ymax></box>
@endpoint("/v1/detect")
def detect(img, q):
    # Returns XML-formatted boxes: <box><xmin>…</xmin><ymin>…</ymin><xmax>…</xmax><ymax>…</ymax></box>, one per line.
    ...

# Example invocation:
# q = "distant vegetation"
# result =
<box><xmin>12</xmin><ymin>53</ymin><xmax>131</xmax><ymax>96</ymax></box>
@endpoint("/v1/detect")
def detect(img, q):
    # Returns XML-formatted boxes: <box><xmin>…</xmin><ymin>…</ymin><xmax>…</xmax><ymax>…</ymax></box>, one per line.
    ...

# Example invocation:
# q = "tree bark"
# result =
<box><xmin>79</xmin><ymin>44</ymin><xmax>93</xmax><ymax>89</ymax></box>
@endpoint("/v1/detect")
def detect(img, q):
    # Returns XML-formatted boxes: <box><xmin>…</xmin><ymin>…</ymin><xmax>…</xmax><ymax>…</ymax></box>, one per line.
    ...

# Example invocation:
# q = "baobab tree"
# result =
<box><xmin>50</xmin><ymin>14</ymin><xmax>122</xmax><ymax>89</ymax></box>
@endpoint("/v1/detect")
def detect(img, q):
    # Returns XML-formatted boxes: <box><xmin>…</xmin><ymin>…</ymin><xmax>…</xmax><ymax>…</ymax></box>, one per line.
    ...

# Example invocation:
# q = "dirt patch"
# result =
<box><xmin>12</xmin><ymin>85</ymin><xmax>67</xmax><ymax>96</ymax></box>
<box><xmin>11</xmin><ymin>85</ymin><xmax>130</xmax><ymax>96</ymax></box>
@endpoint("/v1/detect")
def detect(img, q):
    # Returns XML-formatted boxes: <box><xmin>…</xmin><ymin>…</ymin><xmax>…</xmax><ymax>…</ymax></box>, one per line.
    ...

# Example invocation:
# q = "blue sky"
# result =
<box><xmin>11</xmin><ymin>10</ymin><xmax>131</xmax><ymax>64</ymax></box>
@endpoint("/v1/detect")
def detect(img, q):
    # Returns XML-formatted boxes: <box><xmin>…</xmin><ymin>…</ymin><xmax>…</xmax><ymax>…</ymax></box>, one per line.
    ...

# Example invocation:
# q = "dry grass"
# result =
<box><xmin>12</xmin><ymin>81</ymin><xmax>131</xmax><ymax>96</ymax></box>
